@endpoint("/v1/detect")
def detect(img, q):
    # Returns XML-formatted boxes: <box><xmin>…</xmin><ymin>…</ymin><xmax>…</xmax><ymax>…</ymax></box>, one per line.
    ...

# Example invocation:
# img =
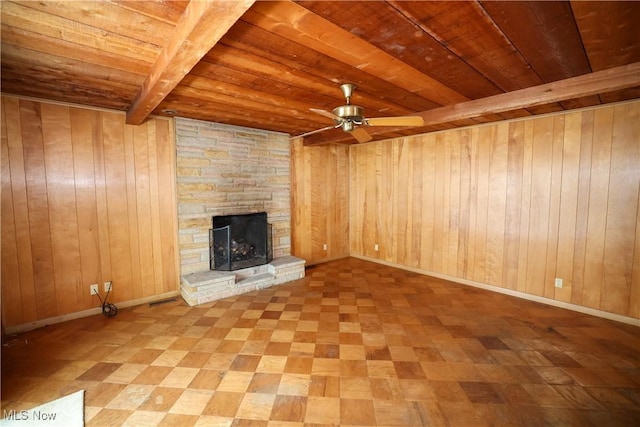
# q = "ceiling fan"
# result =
<box><xmin>294</xmin><ymin>83</ymin><xmax>425</xmax><ymax>143</ymax></box>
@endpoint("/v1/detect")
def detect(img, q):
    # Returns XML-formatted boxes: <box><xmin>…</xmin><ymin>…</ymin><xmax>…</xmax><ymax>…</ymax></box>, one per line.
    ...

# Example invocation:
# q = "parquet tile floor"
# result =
<box><xmin>2</xmin><ymin>257</ymin><xmax>640</xmax><ymax>426</ymax></box>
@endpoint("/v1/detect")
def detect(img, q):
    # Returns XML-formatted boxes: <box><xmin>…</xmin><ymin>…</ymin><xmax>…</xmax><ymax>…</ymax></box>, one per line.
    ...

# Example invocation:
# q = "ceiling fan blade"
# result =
<box><xmin>310</xmin><ymin>108</ymin><xmax>342</xmax><ymax>122</ymax></box>
<box><xmin>351</xmin><ymin>127</ymin><xmax>372</xmax><ymax>143</ymax></box>
<box><xmin>291</xmin><ymin>124</ymin><xmax>338</xmax><ymax>140</ymax></box>
<box><xmin>366</xmin><ymin>116</ymin><xmax>424</xmax><ymax>127</ymax></box>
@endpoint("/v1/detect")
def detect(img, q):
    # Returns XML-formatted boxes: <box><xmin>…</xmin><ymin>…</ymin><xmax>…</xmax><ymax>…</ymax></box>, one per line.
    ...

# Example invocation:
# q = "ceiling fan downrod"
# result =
<box><xmin>333</xmin><ymin>83</ymin><xmax>365</xmax><ymax>128</ymax></box>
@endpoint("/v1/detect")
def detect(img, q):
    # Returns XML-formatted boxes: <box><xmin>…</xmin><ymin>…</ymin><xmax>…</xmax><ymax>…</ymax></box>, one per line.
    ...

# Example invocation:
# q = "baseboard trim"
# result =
<box><xmin>352</xmin><ymin>255</ymin><xmax>640</xmax><ymax>327</ymax></box>
<box><xmin>4</xmin><ymin>291</ymin><xmax>181</xmax><ymax>336</ymax></box>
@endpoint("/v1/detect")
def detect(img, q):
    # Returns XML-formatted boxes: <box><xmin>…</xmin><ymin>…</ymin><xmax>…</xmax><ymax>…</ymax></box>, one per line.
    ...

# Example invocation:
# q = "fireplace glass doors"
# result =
<box><xmin>210</xmin><ymin>212</ymin><xmax>273</xmax><ymax>271</ymax></box>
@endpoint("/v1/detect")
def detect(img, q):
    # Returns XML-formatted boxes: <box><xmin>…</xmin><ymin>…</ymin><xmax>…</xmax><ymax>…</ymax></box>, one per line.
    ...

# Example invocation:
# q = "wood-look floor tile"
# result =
<box><xmin>84</xmin><ymin>382</ymin><xmax>128</xmax><ymax>407</ymax></box>
<box><xmin>304</xmin><ymin>396</ymin><xmax>340</xmax><ymax>424</ymax></box>
<box><xmin>158</xmin><ymin>413</ymin><xmax>200</xmax><ymax>426</ymax></box>
<box><xmin>202</xmin><ymin>391</ymin><xmax>244</xmax><ymax>417</ymax></box>
<box><xmin>89</xmin><ymin>408</ymin><xmax>134</xmax><ymax>426</ymax></box>
<box><xmin>177</xmin><ymin>351</ymin><xmax>211</xmax><ymax>368</ymax></box>
<box><xmin>459</xmin><ymin>381</ymin><xmax>504</xmax><ymax>403</ymax></box>
<box><xmin>256</xmin><ymin>355</ymin><xmax>288</xmax><ymax>373</ymax></box>
<box><xmin>373</xmin><ymin>399</ymin><xmax>422</xmax><ymax>426</ymax></box>
<box><xmin>248</xmin><ymin>373</ymin><xmax>282</xmax><ymax>394</ymax></box>
<box><xmin>284</xmin><ymin>356</ymin><xmax>313</xmax><ymax>375</ymax></box>
<box><xmin>236</xmin><ymin>393</ymin><xmax>277</xmax><ymax>420</ymax></box>
<box><xmin>308</xmin><ymin>376</ymin><xmax>340</xmax><ymax>398</ymax></box>
<box><xmin>138</xmin><ymin>387</ymin><xmax>184</xmax><ymax>412</ymax></box>
<box><xmin>106</xmin><ymin>384</ymin><xmax>155</xmax><ymax>410</ymax></box>
<box><xmin>188</xmin><ymin>369</ymin><xmax>224</xmax><ymax>390</ymax></box>
<box><xmin>277</xmin><ymin>374</ymin><xmax>310</xmax><ymax>396</ymax></box>
<box><xmin>168</xmin><ymin>388</ymin><xmax>213</xmax><ymax>415</ymax></box>
<box><xmin>131</xmin><ymin>365</ymin><xmax>172</xmax><ymax>385</ymax></box>
<box><xmin>340</xmin><ymin>377</ymin><xmax>372</xmax><ymax>399</ymax></box>
<box><xmin>104</xmin><ymin>363</ymin><xmax>147</xmax><ymax>384</ymax></box>
<box><xmin>2</xmin><ymin>257</ymin><xmax>639</xmax><ymax>427</ymax></box>
<box><xmin>340</xmin><ymin>398</ymin><xmax>376</xmax><ymax>425</ymax></box>
<box><xmin>216</xmin><ymin>371</ymin><xmax>254</xmax><ymax>393</ymax></box>
<box><xmin>76</xmin><ymin>362</ymin><xmax>122</xmax><ymax>382</ymax></box>
<box><xmin>270</xmin><ymin>395</ymin><xmax>307</xmax><ymax>422</ymax></box>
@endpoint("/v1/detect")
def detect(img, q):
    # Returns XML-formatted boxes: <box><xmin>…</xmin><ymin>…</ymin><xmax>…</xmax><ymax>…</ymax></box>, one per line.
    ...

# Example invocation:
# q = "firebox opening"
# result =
<box><xmin>210</xmin><ymin>212</ymin><xmax>273</xmax><ymax>271</ymax></box>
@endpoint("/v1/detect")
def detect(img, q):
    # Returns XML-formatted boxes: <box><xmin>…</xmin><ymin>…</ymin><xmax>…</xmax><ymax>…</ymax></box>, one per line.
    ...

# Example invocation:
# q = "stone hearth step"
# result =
<box><xmin>180</xmin><ymin>256</ymin><xmax>305</xmax><ymax>306</ymax></box>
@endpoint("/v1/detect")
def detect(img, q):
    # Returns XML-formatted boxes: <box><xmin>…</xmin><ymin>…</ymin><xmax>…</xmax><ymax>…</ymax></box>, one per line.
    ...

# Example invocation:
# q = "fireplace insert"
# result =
<box><xmin>210</xmin><ymin>212</ymin><xmax>273</xmax><ymax>271</ymax></box>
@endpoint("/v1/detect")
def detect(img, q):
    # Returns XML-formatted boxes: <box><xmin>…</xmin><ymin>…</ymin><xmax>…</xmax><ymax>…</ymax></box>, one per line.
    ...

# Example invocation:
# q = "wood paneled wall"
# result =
<box><xmin>1</xmin><ymin>96</ymin><xmax>179</xmax><ymax>328</ymax></box>
<box><xmin>349</xmin><ymin>101</ymin><xmax>640</xmax><ymax>319</ymax></box>
<box><xmin>290</xmin><ymin>138</ymin><xmax>350</xmax><ymax>264</ymax></box>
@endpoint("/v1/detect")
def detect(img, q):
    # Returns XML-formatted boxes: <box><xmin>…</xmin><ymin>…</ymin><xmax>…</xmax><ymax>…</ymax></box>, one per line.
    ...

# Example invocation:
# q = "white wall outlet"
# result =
<box><xmin>374</xmin><ymin>244</ymin><xmax>379</xmax><ymax>251</ymax></box>
<box><xmin>104</xmin><ymin>281</ymin><xmax>112</xmax><ymax>292</ymax></box>
<box><xmin>90</xmin><ymin>284</ymin><xmax>99</xmax><ymax>295</ymax></box>
<box><xmin>323</xmin><ymin>243</ymin><xmax>327</xmax><ymax>251</ymax></box>
<box><xmin>554</xmin><ymin>278</ymin><xmax>563</xmax><ymax>288</ymax></box>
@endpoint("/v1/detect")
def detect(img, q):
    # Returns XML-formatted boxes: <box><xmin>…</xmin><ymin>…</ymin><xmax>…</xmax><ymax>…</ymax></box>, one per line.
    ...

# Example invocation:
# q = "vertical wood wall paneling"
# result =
<box><xmin>473</xmin><ymin>127</ymin><xmax>491</xmax><ymax>284</ymax></box>
<box><xmin>464</xmin><ymin>129</ymin><xmax>478</xmax><ymax>282</ymax></box>
<box><xmin>526</xmin><ymin>117</ymin><xmax>553</xmax><ymax>297</ymax></box>
<box><xmin>133</xmin><ymin>123</ymin><xmax>155</xmax><ymax>298</ymax></box>
<box><xmin>41</xmin><ymin>103</ymin><xmax>83</xmax><ymax>314</ymax></box>
<box><xmin>290</xmin><ymin>138</ymin><xmax>310</xmax><ymax>258</ymax></box>
<box><xmin>332</xmin><ymin>144</ymin><xmax>350</xmax><ymax>258</ymax></box>
<box><xmin>601</xmin><ymin>103</ymin><xmax>640</xmax><ymax>314</ymax></box>
<box><xmin>515</xmin><ymin>120</ymin><xmax>534</xmax><ymax>294</ymax></box>
<box><xmin>124</xmin><ymin>123</ymin><xmax>142</xmax><ymax>301</ymax></box>
<box><xmin>543</xmin><ymin>116</ymin><xmax>565</xmax><ymax>299</ymax></box>
<box><xmin>103</xmin><ymin>112</ymin><xmax>134</xmax><ymax>301</ymax></box>
<box><xmin>2</xmin><ymin>98</ymin><xmax>25</xmax><ymax>326</ymax></box>
<box><xmin>396</xmin><ymin>139</ymin><xmax>411</xmax><ymax>266</ymax></box>
<box><xmin>456</xmin><ymin>130</ymin><xmax>472</xmax><ymax>278</ymax></box>
<box><xmin>156</xmin><ymin>119</ymin><xmax>179</xmax><ymax>297</ymax></box>
<box><xmin>446</xmin><ymin>132</ymin><xmax>460</xmax><ymax>278</ymax></box>
<box><xmin>92</xmin><ymin>109</ymin><xmax>113</xmax><ymax>300</ymax></box>
<box><xmin>20</xmin><ymin>100</ymin><xmax>58</xmax><ymax>319</ymax></box>
<box><xmin>486</xmin><ymin>123</ymin><xmax>508</xmax><ymax>287</ymax></box>
<box><xmin>3</xmin><ymin>98</ymin><xmax>38</xmax><ymax>324</ymax></box>
<box><xmin>310</xmin><ymin>146</ymin><xmax>327</xmax><ymax>262</ymax></box>
<box><xmin>146</xmin><ymin>120</ymin><xmax>164</xmax><ymax>296</ymax></box>
<box><xmin>70</xmin><ymin>108</ymin><xmax>101</xmax><ymax>308</ymax></box>
<box><xmin>348</xmin><ymin>101</ymin><xmax>640</xmax><ymax>319</ymax></box>
<box><xmin>571</xmin><ymin>109</ymin><xmax>594</xmax><ymax>306</ymax></box>
<box><xmin>582</xmin><ymin>107</ymin><xmax>612</xmax><ymax>309</ymax></box>
<box><xmin>555</xmin><ymin>112</ymin><xmax>581</xmax><ymax>303</ymax></box>
<box><xmin>290</xmin><ymin>139</ymin><xmax>349</xmax><ymax>264</ymax></box>
<box><xmin>0</xmin><ymin>96</ymin><xmax>179</xmax><ymax>328</ymax></box>
<box><xmin>502</xmin><ymin>120</ymin><xmax>524</xmax><ymax>290</ymax></box>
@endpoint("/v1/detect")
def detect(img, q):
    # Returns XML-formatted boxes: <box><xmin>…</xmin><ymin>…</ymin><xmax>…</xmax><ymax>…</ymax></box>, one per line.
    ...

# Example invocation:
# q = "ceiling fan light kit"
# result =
<box><xmin>295</xmin><ymin>83</ymin><xmax>424</xmax><ymax>143</ymax></box>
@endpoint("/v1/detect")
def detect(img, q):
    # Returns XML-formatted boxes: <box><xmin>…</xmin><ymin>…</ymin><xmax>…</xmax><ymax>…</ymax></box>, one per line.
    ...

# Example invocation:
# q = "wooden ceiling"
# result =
<box><xmin>2</xmin><ymin>1</ymin><xmax>639</xmax><ymax>145</ymax></box>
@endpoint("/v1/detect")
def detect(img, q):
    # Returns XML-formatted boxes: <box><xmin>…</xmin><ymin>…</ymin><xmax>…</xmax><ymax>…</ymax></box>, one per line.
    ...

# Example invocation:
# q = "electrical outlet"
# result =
<box><xmin>323</xmin><ymin>243</ymin><xmax>327</xmax><ymax>251</ymax></box>
<box><xmin>90</xmin><ymin>284</ymin><xmax>99</xmax><ymax>295</ymax></box>
<box><xmin>374</xmin><ymin>244</ymin><xmax>379</xmax><ymax>251</ymax></box>
<box><xmin>554</xmin><ymin>277</ymin><xmax>563</xmax><ymax>288</ymax></box>
<box><xmin>104</xmin><ymin>281</ymin><xmax>112</xmax><ymax>292</ymax></box>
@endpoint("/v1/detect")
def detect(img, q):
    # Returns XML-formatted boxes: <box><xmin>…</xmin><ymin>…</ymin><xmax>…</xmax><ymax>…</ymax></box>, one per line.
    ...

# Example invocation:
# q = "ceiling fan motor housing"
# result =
<box><xmin>332</xmin><ymin>105</ymin><xmax>365</xmax><ymax>123</ymax></box>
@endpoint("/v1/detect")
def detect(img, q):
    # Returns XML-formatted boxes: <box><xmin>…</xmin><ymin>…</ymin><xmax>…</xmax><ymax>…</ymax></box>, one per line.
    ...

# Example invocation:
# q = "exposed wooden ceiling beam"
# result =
<box><xmin>416</xmin><ymin>61</ymin><xmax>640</xmax><ymax>127</ymax></box>
<box><xmin>126</xmin><ymin>0</ymin><xmax>255</xmax><ymax>125</ymax></box>
<box><xmin>244</xmin><ymin>1</ymin><xmax>469</xmax><ymax>106</ymax></box>
<box><xmin>304</xmin><ymin>62</ymin><xmax>640</xmax><ymax>145</ymax></box>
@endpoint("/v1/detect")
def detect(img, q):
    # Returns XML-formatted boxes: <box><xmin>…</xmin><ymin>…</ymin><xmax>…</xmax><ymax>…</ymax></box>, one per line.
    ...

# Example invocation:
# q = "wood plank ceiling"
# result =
<box><xmin>2</xmin><ymin>0</ymin><xmax>639</xmax><ymax>145</ymax></box>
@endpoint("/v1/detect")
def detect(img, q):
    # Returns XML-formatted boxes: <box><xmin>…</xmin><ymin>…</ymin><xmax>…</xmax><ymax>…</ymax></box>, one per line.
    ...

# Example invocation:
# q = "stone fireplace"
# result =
<box><xmin>175</xmin><ymin>118</ymin><xmax>291</xmax><ymax>275</ymax></box>
<box><xmin>175</xmin><ymin>118</ymin><xmax>303</xmax><ymax>306</ymax></box>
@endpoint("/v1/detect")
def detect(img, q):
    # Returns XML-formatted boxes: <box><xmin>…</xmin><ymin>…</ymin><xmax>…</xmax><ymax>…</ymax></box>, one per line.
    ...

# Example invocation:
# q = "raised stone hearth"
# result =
<box><xmin>180</xmin><ymin>256</ymin><xmax>305</xmax><ymax>306</ymax></box>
